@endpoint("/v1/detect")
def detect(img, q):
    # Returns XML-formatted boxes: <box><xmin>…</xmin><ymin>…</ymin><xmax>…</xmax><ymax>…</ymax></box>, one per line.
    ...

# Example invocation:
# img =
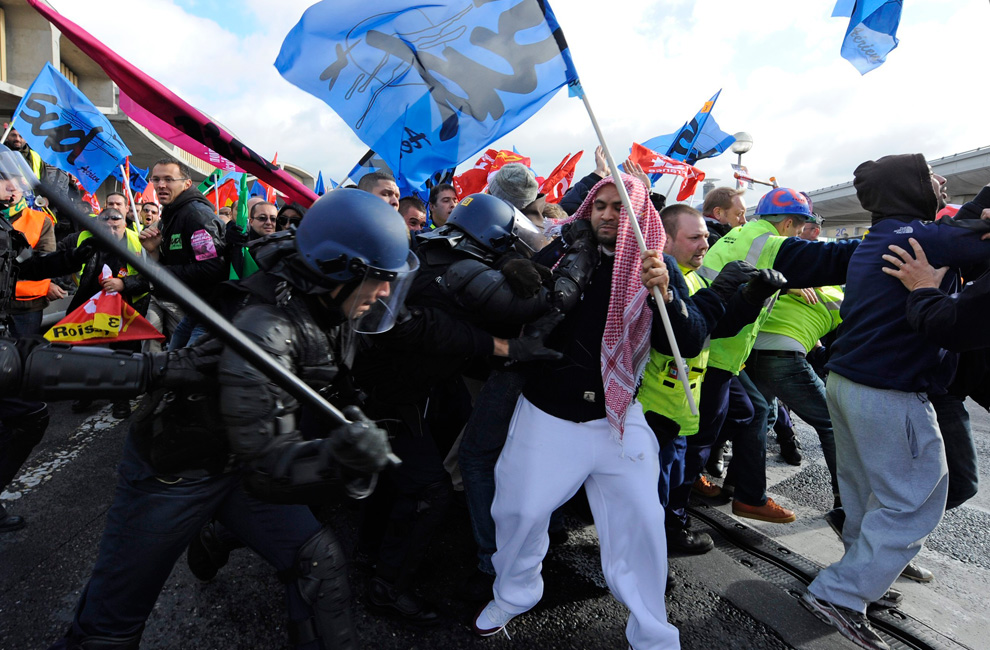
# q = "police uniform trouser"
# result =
<box><xmin>60</xmin><ymin>432</ymin><xmax>324</xmax><ymax>648</ymax></box>
<box><xmin>0</xmin><ymin>397</ymin><xmax>49</xmax><ymax>494</ymax></box>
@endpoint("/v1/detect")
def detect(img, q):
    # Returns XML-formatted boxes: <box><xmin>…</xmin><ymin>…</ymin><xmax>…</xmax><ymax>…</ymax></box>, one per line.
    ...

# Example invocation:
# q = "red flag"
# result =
<box><xmin>540</xmin><ymin>151</ymin><xmax>584</xmax><ymax>204</ymax></box>
<box><xmin>81</xmin><ymin>191</ymin><xmax>100</xmax><ymax>214</ymax></box>
<box><xmin>629</xmin><ymin>143</ymin><xmax>706</xmax><ymax>202</ymax></box>
<box><xmin>44</xmin><ymin>266</ymin><xmax>164</xmax><ymax>345</ymax></box>
<box><xmin>451</xmin><ymin>149</ymin><xmax>533</xmax><ymax>199</ymax></box>
<box><xmin>26</xmin><ymin>0</ymin><xmax>317</xmax><ymax>207</ymax></box>
<box><xmin>137</xmin><ymin>183</ymin><xmax>158</xmax><ymax>206</ymax></box>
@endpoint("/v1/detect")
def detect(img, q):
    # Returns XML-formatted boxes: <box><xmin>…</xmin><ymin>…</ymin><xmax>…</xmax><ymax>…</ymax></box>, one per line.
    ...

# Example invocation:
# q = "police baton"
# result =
<box><xmin>36</xmin><ymin>180</ymin><xmax>401</xmax><ymax>467</ymax></box>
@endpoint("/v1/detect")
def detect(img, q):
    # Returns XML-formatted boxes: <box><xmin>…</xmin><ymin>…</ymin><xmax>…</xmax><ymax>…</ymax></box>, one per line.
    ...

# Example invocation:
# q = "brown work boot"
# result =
<box><xmin>732</xmin><ymin>497</ymin><xmax>796</xmax><ymax>523</ymax></box>
<box><xmin>692</xmin><ymin>475</ymin><xmax>722</xmax><ymax>498</ymax></box>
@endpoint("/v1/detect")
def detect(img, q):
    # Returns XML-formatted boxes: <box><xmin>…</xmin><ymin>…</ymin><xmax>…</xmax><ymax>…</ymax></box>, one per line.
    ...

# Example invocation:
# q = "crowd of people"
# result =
<box><xmin>0</xmin><ymin>132</ymin><xmax>986</xmax><ymax>650</ymax></box>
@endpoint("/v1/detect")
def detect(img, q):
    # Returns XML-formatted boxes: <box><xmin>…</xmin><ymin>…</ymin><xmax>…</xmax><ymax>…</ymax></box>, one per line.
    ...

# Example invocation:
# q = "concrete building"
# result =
<box><xmin>0</xmin><ymin>0</ymin><xmax>314</xmax><ymax>202</ymax></box>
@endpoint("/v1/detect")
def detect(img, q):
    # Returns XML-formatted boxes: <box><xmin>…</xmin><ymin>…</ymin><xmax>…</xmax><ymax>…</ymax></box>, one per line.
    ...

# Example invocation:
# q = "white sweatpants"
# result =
<box><xmin>492</xmin><ymin>397</ymin><xmax>680</xmax><ymax>650</ymax></box>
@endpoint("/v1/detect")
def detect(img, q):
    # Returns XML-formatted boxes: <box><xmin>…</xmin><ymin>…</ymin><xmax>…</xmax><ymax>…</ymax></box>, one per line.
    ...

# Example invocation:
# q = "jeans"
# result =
<box><xmin>7</xmin><ymin>310</ymin><xmax>43</xmax><ymax>338</ymax></box>
<box><xmin>167</xmin><ymin>316</ymin><xmax>208</xmax><ymax>350</ymax></box>
<box><xmin>723</xmin><ymin>369</ymin><xmax>771</xmax><ymax>506</ymax></box>
<box><xmin>458</xmin><ymin>370</ymin><xmax>527</xmax><ymax>575</ymax></box>
<box><xmin>930</xmin><ymin>392</ymin><xmax>979</xmax><ymax>509</ymax></box>
<box><xmin>667</xmin><ymin>367</ymin><xmax>754</xmax><ymax>527</ymax></box>
<box><xmin>747</xmin><ymin>350</ymin><xmax>839</xmax><ymax>495</ymax></box>
<box><xmin>61</xmin><ymin>434</ymin><xmax>323</xmax><ymax>647</ymax></box>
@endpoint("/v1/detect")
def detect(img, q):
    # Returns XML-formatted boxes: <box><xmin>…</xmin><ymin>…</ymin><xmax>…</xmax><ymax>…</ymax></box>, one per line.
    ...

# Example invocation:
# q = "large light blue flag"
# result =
<box><xmin>276</xmin><ymin>0</ymin><xmax>579</xmax><ymax>191</ymax></box>
<box><xmin>833</xmin><ymin>0</ymin><xmax>903</xmax><ymax>74</ymax></box>
<box><xmin>11</xmin><ymin>62</ymin><xmax>130</xmax><ymax>192</ymax></box>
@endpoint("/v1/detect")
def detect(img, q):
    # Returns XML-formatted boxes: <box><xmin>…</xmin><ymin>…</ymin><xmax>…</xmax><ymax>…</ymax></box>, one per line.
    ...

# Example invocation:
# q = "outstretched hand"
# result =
<box><xmin>881</xmin><ymin>237</ymin><xmax>948</xmax><ymax>291</ymax></box>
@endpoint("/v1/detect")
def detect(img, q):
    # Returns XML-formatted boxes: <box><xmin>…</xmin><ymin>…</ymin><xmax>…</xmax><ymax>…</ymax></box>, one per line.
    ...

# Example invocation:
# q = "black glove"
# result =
<box><xmin>224</xmin><ymin>220</ymin><xmax>249</xmax><ymax>250</ymax></box>
<box><xmin>507</xmin><ymin>309</ymin><xmax>565</xmax><ymax>362</ymax></box>
<box><xmin>708</xmin><ymin>260</ymin><xmax>759</xmax><ymax>303</ymax></box>
<box><xmin>562</xmin><ymin>218</ymin><xmax>594</xmax><ymax>245</ymax></box>
<box><xmin>69</xmin><ymin>238</ymin><xmax>97</xmax><ymax>267</ymax></box>
<box><xmin>500</xmin><ymin>258</ymin><xmax>553</xmax><ymax>298</ymax></box>
<box><xmin>742</xmin><ymin>269</ymin><xmax>787</xmax><ymax>306</ymax></box>
<box><xmin>328</xmin><ymin>405</ymin><xmax>392</xmax><ymax>474</ymax></box>
<box><xmin>145</xmin><ymin>336</ymin><xmax>224</xmax><ymax>390</ymax></box>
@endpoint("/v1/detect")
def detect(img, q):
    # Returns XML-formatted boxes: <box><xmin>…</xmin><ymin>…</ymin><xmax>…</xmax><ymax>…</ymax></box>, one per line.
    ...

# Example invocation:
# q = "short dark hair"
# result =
<box><xmin>357</xmin><ymin>171</ymin><xmax>396</xmax><ymax>192</ymax></box>
<box><xmin>106</xmin><ymin>191</ymin><xmax>127</xmax><ymax>203</ymax></box>
<box><xmin>398</xmin><ymin>196</ymin><xmax>426</xmax><ymax>215</ymax></box>
<box><xmin>429</xmin><ymin>183</ymin><xmax>456</xmax><ymax>206</ymax></box>
<box><xmin>702</xmin><ymin>187</ymin><xmax>745</xmax><ymax>217</ymax></box>
<box><xmin>659</xmin><ymin>204</ymin><xmax>702</xmax><ymax>240</ymax></box>
<box><xmin>152</xmin><ymin>156</ymin><xmax>192</xmax><ymax>180</ymax></box>
<box><xmin>249</xmin><ymin>201</ymin><xmax>276</xmax><ymax>219</ymax></box>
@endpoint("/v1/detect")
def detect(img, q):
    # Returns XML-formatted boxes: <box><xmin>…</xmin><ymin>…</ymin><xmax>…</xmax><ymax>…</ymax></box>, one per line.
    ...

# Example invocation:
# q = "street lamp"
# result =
<box><xmin>731</xmin><ymin>132</ymin><xmax>753</xmax><ymax>167</ymax></box>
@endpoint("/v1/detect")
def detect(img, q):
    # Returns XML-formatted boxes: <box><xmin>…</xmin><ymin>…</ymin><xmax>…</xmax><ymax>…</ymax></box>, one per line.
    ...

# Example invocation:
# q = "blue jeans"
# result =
<box><xmin>659</xmin><ymin>436</ymin><xmax>687</xmax><ymax>510</ymax></box>
<box><xmin>667</xmin><ymin>367</ymin><xmax>754</xmax><ymax>527</ymax></box>
<box><xmin>747</xmin><ymin>350</ymin><xmax>839</xmax><ymax>495</ymax></box>
<box><xmin>723</xmin><ymin>369</ymin><xmax>771</xmax><ymax>506</ymax></box>
<box><xmin>930</xmin><ymin>391</ymin><xmax>979</xmax><ymax>509</ymax></box>
<box><xmin>62</xmin><ymin>434</ymin><xmax>323</xmax><ymax>647</ymax></box>
<box><xmin>7</xmin><ymin>310</ymin><xmax>43</xmax><ymax>338</ymax></box>
<box><xmin>167</xmin><ymin>316</ymin><xmax>209</xmax><ymax>350</ymax></box>
<box><xmin>458</xmin><ymin>370</ymin><xmax>527</xmax><ymax>575</ymax></box>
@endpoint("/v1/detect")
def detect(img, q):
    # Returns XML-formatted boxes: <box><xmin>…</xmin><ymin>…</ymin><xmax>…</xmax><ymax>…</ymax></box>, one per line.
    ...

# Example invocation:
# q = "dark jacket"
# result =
<box><xmin>523</xmin><ymin>252</ymin><xmax>723</xmax><ymax>423</ymax></box>
<box><xmin>828</xmin><ymin>156</ymin><xmax>990</xmax><ymax>392</ymax></box>
<box><xmin>703</xmin><ymin>216</ymin><xmax>732</xmax><ymax>247</ymax></box>
<box><xmin>56</xmin><ymin>234</ymin><xmax>151</xmax><ymax>315</ymax></box>
<box><xmin>157</xmin><ymin>188</ymin><xmax>226</xmax><ymax>299</ymax></box>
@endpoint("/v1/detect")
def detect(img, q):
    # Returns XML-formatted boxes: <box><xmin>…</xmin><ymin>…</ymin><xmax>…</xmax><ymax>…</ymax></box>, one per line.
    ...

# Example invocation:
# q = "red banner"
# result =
<box><xmin>540</xmin><ymin>151</ymin><xmax>583</xmax><ymax>204</ymax></box>
<box><xmin>26</xmin><ymin>0</ymin><xmax>317</xmax><ymax>207</ymax></box>
<box><xmin>629</xmin><ymin>143</ymin><xmax>705</xmax><ymax>201</ymax></box>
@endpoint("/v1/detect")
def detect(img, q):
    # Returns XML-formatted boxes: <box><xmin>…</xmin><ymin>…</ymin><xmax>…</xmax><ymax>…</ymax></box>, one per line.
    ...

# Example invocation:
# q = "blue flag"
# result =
<box><xmin>11</xmin><ymin>62</ymin><xmax>130</xmax><ymax>192</ymax></box>
<box><xmin>110</xmin><ymin>161</ymin><xmax>149</xmax><ymax>193</ymax></box>
<box><xmin>833</xmin><ymin>0</ymin><xmax>902</xmax><ymax>74</ymax></box>
<box><xmin>315</xmin><ymin>171</ymin><xmax>326</xmax><ymax>196</ymax></box>
<box><xmin>637</xmin><ymin>91</ymin><xmax>731</xmax><ymax>183</ymax></box>
<box><xmin>249</xmin><ymin>180</ymin><xmax>268</xmax><ymax>199</ymax></box>
<box><xmin>276</xmin><ymin>0</ymin><xmax>579</xmax><ymax>191</ymax></box>
<box><xmin>346</xmin><ymin>149</ymin><xmax>453</xmax><ymax>204</ymax></box>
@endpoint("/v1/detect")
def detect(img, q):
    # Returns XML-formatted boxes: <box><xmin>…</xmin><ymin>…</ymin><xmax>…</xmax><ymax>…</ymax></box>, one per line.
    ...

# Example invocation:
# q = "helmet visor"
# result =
<box><xmin>0</xmin><ymin>145</ymin><xmax>39</xmax><ymax>207</ymax></box>
<box><xmin>349</xmin><ymin>249</ymin><xmax>420</xmax><ymax>334</ymax></box>
<box><xmin>510</xmin><ymin>208</ymin><xmax>547</xmax><ymax>258</ymax></box>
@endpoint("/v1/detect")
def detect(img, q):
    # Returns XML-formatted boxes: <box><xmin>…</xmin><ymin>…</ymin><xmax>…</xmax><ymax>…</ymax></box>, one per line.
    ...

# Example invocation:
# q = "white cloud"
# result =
<box><xmin>50</xmin><ymin>0</ymin><xmax>990</xmax><ymax>202</ymax></box>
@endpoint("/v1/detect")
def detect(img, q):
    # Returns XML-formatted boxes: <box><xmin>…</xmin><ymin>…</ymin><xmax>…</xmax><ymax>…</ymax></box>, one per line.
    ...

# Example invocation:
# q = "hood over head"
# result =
<box><xmin>853</xmin><ymin>153</ymin><xmax>938</xmax><ymax>226</ymax></box>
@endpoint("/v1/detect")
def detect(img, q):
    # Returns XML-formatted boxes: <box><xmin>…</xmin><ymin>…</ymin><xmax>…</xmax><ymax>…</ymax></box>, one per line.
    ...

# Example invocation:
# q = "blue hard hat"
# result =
<box><xmin>755</xmin><ymin>187</ymin><xmax>813</xmax><ymax>219</ymax></box>
<box><xmin>295</xmin><ymin>188</ymin><xmax>413</xmax><ymax>284</ymax></box>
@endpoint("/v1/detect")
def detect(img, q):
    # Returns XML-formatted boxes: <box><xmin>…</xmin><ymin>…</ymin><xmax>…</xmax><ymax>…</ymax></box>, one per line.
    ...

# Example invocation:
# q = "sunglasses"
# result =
<box><xmin>253</xmin><ymin>215</ymin><xmax>287</xmax><ymax>226</ymax></box>
<box><xmin>100</xmin><ymin>215</ymin><xmax>124</xmax><ymax>221</ymax></box>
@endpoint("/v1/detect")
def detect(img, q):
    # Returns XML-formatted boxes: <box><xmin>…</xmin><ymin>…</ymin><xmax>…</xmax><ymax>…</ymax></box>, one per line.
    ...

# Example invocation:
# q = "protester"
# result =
<box><xmin>398</xmin><ymin>196</ymin><xmax>427</xmax><ymax>232</ymax></box>
<box><xmin>801</xmin><ymin>155</ymin><xmax>990</xmax><ymax>650</ymax></box>
<box><xmin>358</xmin><ymin>171</ymin><xmax>400</xmax><ymax>211</ymax></box>
<box><xmin>247</xmin><ymin>201</ymin><xmax>279</xmax><ymax>238</ymax></box>
<box><xmin>473</xmin><ymin>174</ymin><xmax>712</xmax><ymax>647</ymax></box>
<box><xmin>3</xmin><ymin>126</ymin><xmax>47</xmax><ymax>180</ymax></box>
<box><xmin>139</xmin><ymin>157</ymin><xmax>225</xmax><ymax>349</ymax></box>
<box><xmin>139</xmin><ymin>201</ymin><xmax>160</xmax><ymax>227</ymax></box>
<box><xmin>701</xmin><ymin>186</ymin><xmax>747</xmax><ymax>246</ymax></box>
<box><xmin>277</xmin><ymin>202</ymin><xmax>306</xmax><ymax>229</ymax></box>
<box><xmin>428</xmin><ymin>182</ymin><xmax>457</xmax><ymax>226</ymax></box>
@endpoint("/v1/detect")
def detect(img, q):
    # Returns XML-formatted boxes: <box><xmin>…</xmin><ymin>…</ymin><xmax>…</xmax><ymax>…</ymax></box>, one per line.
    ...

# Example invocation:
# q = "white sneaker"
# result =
<box><xmin>473</xmin><ymin>600</ymin><xmax>515</xmax><ymax>637</ymax></box>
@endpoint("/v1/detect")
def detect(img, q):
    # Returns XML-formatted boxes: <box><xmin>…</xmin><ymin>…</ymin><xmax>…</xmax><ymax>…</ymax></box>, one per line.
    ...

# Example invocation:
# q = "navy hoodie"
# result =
<box><xmin>827</xmin><ymin>154</ymin><xmax>990</xmax><ymax>392</ymax></box>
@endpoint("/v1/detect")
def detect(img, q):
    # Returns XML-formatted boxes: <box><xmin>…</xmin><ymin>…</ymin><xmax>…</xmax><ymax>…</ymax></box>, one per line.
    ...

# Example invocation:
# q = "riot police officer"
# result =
<box><xmin>48</xmin><ymin>188</ymin><xmax>412</xmax><ymax>650</ymax></box>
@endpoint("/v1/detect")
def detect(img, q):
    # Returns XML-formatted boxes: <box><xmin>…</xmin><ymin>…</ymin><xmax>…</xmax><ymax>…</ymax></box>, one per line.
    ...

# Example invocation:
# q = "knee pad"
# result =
<box><xmin>8</xmin><ymin>404</ymin><xmax>49</xmax><ymax>449</ymax></box>
<box><xmin>281</xmin><ymin>527</ymin><xmax>357</xmax><ymax>650</ymax></box>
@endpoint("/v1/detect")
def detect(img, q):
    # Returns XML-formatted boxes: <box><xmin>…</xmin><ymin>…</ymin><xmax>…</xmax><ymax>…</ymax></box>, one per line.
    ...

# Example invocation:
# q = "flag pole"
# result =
<box><xmin>577</xmin><ymin>89</ymin><xmax>698</xmax><ymax>416</ymax></box>
<box><xmin>120</xmin><ymin>163</ymin><xmax>141</xmax><ymax>233</ymax></box>
<box><xmin>0</xmin><ymin>123</ymin><xmax>12</xmax><ymax>146</ymax></box>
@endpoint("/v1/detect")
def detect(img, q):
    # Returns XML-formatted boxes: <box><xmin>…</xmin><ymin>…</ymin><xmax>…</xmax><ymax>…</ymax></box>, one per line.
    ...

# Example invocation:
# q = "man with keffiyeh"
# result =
<box><xmin>473</xmin><ymin>174</ymin><xmax>729</xmax><ymax>649</ymax></box>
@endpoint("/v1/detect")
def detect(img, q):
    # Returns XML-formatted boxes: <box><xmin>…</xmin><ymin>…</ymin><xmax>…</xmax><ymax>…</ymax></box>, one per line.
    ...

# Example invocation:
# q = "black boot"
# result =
<box><xmin>0</xmin><ymin>503</ymin><xmax>25</xmax><ymax>533</ymax></box>
<box><xmin>367</xmin><ymin>576</ymin><xmax>440</xmax><ymax>626</ymax></box>
<box><xmin>778</xmin><ymin>436</ymin><xmax>802</xmax><ymax>466</ymax></box>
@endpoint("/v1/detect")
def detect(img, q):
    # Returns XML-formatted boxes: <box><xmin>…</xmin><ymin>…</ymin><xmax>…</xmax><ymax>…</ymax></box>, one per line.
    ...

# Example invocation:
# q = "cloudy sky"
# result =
<box><xmin>54</xmin><ymin>0</ymin><xmax>988</xmax><ymax>204</ymax></box>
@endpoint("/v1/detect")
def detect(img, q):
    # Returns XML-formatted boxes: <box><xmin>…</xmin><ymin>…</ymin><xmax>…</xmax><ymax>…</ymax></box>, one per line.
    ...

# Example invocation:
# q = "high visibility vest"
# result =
<box><xmin>638</xmin><ymin>267</ymin><xmax>709</xmax><ymax>436</ymax></box>
<box><xmin>697</xmin><ymin>219</ymin><xmax>785</xmax><ymax>374</ymax></box>
<box><xmin>77</xmin><ymin>229</ymin><xmax>148</xmax><ymax>303</ymax></box>
<box><xmin>760</xmin><ymin>285</ymin><xmax>844</xmax><ymax>353</ymax></box>
<box><xmin>12</xmin><ymin>208</ymin><xmax>53</xmax><ymax>301</ymax></box>
<box><xmin>25</xmin><ymin>149</ymin><xmax>43</xmax><ymax>180</ymax></box>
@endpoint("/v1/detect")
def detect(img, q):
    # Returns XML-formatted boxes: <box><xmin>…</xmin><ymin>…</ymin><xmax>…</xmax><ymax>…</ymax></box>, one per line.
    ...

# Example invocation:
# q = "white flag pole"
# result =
<box><xmin>120</xmin><ymin>163</ymin><xmax>141</xmax><ymax>233</ymax></box>
<box><xmin>577</xmin><ymin>89</ymin><xmax>698</xmax><ymax>416</ymax></box>
<box><xmin>0</xmin><ymin>123</ymin><xmax>12</xmax><ymax>146</ymax></box>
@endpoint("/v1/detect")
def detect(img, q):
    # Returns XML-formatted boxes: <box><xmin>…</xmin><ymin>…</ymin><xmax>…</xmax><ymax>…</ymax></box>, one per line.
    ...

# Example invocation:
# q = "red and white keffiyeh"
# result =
<box><xmin>557</xmin><ymin>174</ymin><xmax>666</xmax><ymax>439</ymax></box>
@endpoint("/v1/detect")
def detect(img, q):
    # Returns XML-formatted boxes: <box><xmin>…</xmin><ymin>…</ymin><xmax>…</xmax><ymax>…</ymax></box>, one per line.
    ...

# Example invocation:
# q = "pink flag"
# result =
<box><xmin>26</xmin><ymin>0</ymin><xmax>317</xmax><ymax>207</ymax></box>
<box><xmin>119</xmin><ymin>92</ymin><xmax>236</xmax><ymax>173</ymax></box>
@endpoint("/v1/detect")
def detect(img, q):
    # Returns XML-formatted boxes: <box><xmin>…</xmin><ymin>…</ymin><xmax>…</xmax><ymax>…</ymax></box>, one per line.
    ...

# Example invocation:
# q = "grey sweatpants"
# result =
<box><xmin>808</xmin><ymin>373</ymin><xmax>948</xmax><ymax>613</ymax></box>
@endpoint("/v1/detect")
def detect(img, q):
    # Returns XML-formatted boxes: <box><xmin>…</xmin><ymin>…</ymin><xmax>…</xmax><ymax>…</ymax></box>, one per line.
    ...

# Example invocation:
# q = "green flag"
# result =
<box><xmin>229</xmin><ymin>173</ymin><xmax>259</xmax><ymax>280</ymax></box>
<box><xmin>197</xmin><ymin>168</ymin><xmax>223</xmax><ymax>193</ymax></box>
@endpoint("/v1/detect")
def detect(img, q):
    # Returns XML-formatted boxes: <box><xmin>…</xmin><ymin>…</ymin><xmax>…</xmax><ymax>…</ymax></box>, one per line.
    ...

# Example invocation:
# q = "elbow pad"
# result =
<box><xmin>441</xmin><ymin>259</ymin><xmax>552</xmax><ymax>324</ymax></box>
<box><xmin>551</xmin><ymin>237</ymin><xmax>599</xmax><ymax>312</ymax></box>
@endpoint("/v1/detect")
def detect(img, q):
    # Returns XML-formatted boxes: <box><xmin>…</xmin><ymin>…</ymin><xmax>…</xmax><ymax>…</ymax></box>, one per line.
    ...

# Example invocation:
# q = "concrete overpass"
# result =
<box><xmin>806</xmin><ymin>146</ymin><xmax>990</xmax><ymax>239</ymax></box>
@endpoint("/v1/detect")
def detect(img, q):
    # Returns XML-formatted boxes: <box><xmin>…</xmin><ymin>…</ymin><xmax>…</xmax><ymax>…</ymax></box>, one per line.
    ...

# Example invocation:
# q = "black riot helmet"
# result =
<box><xmin>422</xmin><ymin>193</ymin><xmax>545</xmax><ymax>259</ymax></box>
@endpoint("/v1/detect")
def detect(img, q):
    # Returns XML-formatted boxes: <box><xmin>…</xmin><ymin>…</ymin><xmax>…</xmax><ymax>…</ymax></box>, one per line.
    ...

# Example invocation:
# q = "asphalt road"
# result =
<box><xmin>1</xmin><ymin>396</ymin><xmax>985</xmax><ymax>650</ymax></box>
